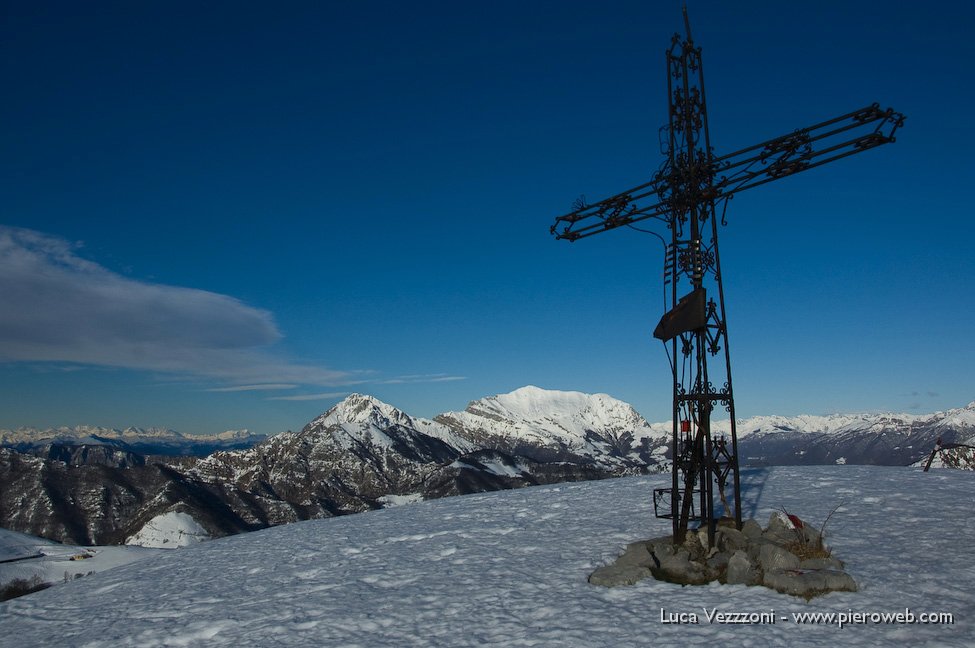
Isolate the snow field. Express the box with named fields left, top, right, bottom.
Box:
left=1, top=465, right=972, bottom=647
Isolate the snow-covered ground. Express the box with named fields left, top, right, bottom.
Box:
left=0, top=527, right=161, bottom=593
left=2, top=466, right=972, bottom=647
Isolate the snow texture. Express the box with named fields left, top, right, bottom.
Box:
left=2, top=465, right=973, bottom=647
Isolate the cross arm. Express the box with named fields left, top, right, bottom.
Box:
left=550, top=176, right=672, bottom=241
left=711, top=103, right=905, bottom=199
left=551, top=103, right=904, bottom=242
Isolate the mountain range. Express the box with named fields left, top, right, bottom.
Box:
left=0, top=426, right=267, bottom=458
left=1, top=386, right=972, bottom=547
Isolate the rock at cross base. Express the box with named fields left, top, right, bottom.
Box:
left=588, top=541, right=654, bottom=587
left=587, top=515, right=857, bottom=599
left=725, top=550, right=761, bottom=586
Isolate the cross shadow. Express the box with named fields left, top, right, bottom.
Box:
left=737, top=467, right=772, bottom=521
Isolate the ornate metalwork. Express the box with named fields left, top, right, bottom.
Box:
left=550, top=8, right=903, bottom=548
left=549, top=101, right=903, bottom=242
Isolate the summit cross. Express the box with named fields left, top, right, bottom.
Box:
left=550, top=9, right=904, bottom=546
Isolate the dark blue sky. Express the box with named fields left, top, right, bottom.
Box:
left=2, top=1, right=973, bottom=433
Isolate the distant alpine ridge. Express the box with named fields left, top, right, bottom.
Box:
left=1, top=387, right=972, bottom=547
left=0, top=425, right=266, bottom=458
left=726, top=401, right=975, bottom=466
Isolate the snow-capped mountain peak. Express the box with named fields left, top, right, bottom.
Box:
left=934, top=403, right=975, bottom=430
left=471, top=385, right=619, bottom=423
left=292, top=393, right=473, bottom=460
left=316, top=393, right=416, bottom=430
left=432, top=386, right=670, bottom=471
left=445, top=385, right=666, bottom=445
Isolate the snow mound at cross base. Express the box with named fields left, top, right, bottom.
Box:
left=3, top=465, right=974, bottom=647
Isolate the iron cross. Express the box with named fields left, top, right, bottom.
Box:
left=550, top=9, right=904, bottom=547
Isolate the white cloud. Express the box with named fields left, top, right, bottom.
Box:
left=0, top=226, right=347, bottom=386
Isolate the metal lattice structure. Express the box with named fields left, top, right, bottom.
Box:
left=551, top=10, right=904, bottom=546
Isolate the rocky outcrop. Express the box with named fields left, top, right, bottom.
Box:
left=588, top=541, right=656, bottom=587
left=588, top=512, right=857, bottom=599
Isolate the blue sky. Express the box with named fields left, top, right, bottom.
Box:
left=2, top=1, right=973, bottom=434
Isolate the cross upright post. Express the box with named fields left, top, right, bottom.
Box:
left=658, top=9, right=737, bottom=548
left=550, top=9, right=904, bottom=548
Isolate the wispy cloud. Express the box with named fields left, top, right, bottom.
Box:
left=263, top=374, right=466, bottom=401
left=377, top=374, right=467, bottom=384
left=205, top=384, right=297, bottom=392
left=904, top=390, right=941, bottom=411
left=268, top=392, right=349, bottom=401
left=0, top=226, right=347, bottom=386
